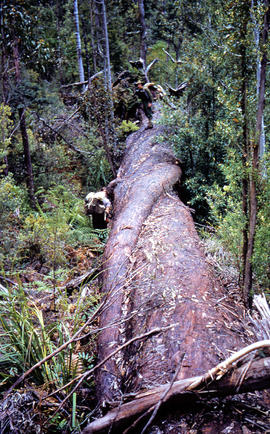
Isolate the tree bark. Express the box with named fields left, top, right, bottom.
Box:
left=100, top=0, right=112, bottom=93
left=240, top=2, right=249, bottom=299
left=90, top=0, right=97, bottom=73
left=89, top=109, right=260, bottom=432
left=81, top=17, right=91, bottom=81
left=99, top=0, right=116, bottom=153
left=0, top=2, right=8, bottom=106
left=252, top=0, right=266, bottom=158
left=1, top=0, right=9, bottom=175
left=18, top=108, right=36, bottom=207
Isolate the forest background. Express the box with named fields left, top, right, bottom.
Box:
left=0, top=0, right=269, bottom=432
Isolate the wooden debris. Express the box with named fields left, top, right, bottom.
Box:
left=82, top=342, right=270, bottom=433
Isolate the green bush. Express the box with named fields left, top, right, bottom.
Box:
left=253, top=154, right=270, bottom=292
left=207, top=150, right=270, bottom=292
left=0, top=282, right=97, bottom=391
left=0, top=174, right=28, bottom=223
left=116, top=120, right=139, bottom=139
left=0, top=175, right=29, bottom=268
left=160, top=101, right=225, bottom=223
left=17, top=185, right=108, bottom=267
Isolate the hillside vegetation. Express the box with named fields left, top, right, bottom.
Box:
left=0, top=0, right=269, bottom=432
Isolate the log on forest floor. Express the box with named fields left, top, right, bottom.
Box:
left=83, top=345, right=270, bottom=433
left=86, top=107, right=268, bottom=432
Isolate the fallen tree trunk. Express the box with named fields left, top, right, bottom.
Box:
left=87, top=109, right=267, bottom=431
left=83, top=346, right=270, bottom=433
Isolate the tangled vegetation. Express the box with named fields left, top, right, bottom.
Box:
left=0, top=0, right=269, bottom=431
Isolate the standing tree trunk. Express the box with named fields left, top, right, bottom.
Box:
left=0, top=3, right=8, bottom=106
left=100, top=0, right=112, bottom=93
left=81, top=17, right=91, bottom=81
left=90, top=0, right=97, bottom=73
left=240, top=2, right=249, bottom=297
left=73, top=0, right=85, bottom=88
left=252, top=0, right=266, bottom=158
left=138, top=0, right=148, bottom=80
left=13, top=38, right=36, bottom=208
left=100, top=0, right=116, bottom=155
left=243, top=0, right=270, bottom=306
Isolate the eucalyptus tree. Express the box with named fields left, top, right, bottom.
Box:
left=217, top=0, right=270, bottom=305
left=73, top=0, right=85, bottom=86
left=138, top=0, right=147, bottom=75
left=151, top=0, right=269, bottom=298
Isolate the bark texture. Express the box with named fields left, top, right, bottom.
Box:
left=90, top=109, right=264, bottom=432
left=96, top=110, right=250, bottom=400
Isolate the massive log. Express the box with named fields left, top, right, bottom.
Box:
left=87, top=109, right=267, bottom=432
left=83, top=351, right=270, bottom=433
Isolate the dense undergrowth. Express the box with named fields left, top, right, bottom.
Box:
left=0, top=83, right=114, bottom=431
left=0, top=0, right=269, bottom=431
left=0, top=87, right=269, bottom=432
left=0, top=68, right=148, bottom=430
left=0, top=89, right=269, bottom=431
left=160, top=99, right=270, bottom=298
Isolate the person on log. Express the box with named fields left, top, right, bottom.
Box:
left=84, top=188, right=112, bottom=229
left=144, top=82, right=166, bottom=100
left=135, top=80, right=153, bottom=129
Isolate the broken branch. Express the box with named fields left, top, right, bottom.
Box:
left=82, top=340, right=270, bottom=433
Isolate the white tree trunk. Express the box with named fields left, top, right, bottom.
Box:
left=251, top=0, right=266, bottom=158
left=74, top=0, right=85, bottom=88
left=138, top=0, right=148, bottom=81
left=100, top=0, right=116, bottom=150
left=100, top=0, right=112, bottom=92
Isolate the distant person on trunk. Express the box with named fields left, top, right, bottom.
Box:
left=84, top=188, right=112, bottom=229
left=135, top=81, right=153, bottom=129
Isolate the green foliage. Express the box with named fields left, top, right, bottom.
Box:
left=20, top=209, right=69, bottom=268
left=147, top=41, right=172, bottom=84
left=0, top=174, right=29, bottom=267
left=0, top=177, right=108, bottom=273
left=9, top=70, right=61, bottom=114
left=207, top=150, right=270, bottom=291
left=56, top=0, right=79, bottom=83
left=116, top=120, right=139, bottom=140
left=0, top=281, right=98, bottom=390
left=83, top=146, right=112, bottom=190
left=18, top=185, right=108, bottom=267
left=161, top=96, right=225, bottom=222
left=0, top=175, right=27, bottom=223
left=253, top=154, right=270, bottom=291
left=0, top=104, right=13, bottom=169
left=1, top=1, right=56, bottom=79
left=0, top=284, right=58, bottom=387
